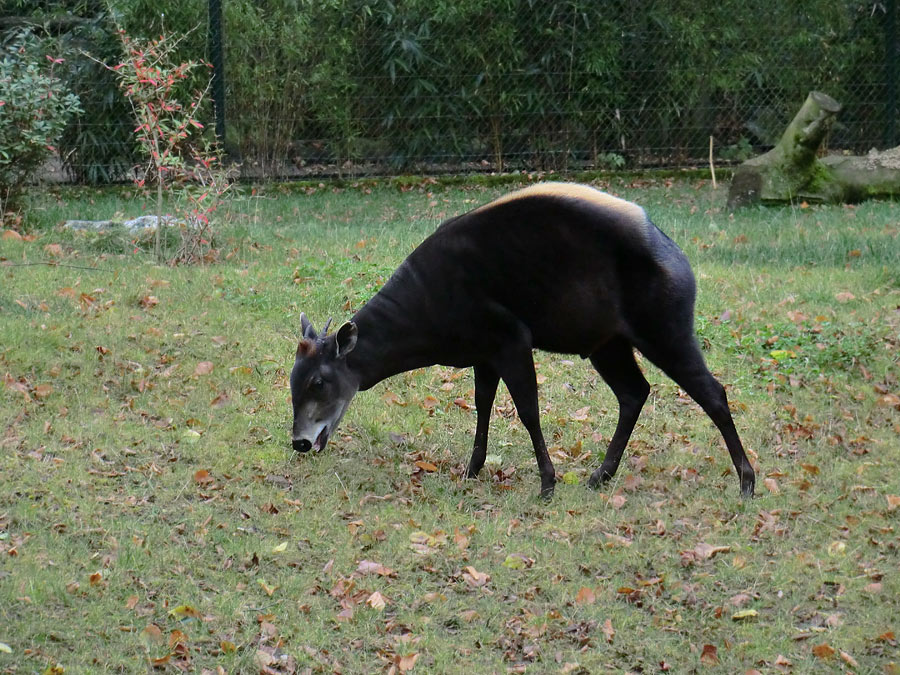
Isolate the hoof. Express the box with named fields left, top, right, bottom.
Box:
left=539, top=476, right=556, bottom=500
left=587, top=467, right=613, bottom=490
left=740, top=468, right=756, bottom=498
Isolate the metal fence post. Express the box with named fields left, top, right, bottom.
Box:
left=208, top=0, right=226, bottom=145
left=887, top=0, right=897, bottom=148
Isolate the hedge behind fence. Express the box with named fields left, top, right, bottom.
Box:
left=5, top=0, right=895, bottom=180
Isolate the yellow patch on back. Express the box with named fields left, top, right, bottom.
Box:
left=474, top=182, right=647, bottom=224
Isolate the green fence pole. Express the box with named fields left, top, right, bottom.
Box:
left=887, top=0, right=897, bottom=147
left=208, top=0, right=226, bottom=144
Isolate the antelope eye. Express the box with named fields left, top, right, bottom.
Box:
left=311, top=377, right=324, bottom=390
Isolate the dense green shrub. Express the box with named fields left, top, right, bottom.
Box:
left=0, top=31, right=81, bottom=214
left=5, top=0, right=891, bottom=179
left=0, top=2, right=139, bottom=184
left=215, top=0, right=889, bottom=171
left=55, top=15, right=139, bottom=184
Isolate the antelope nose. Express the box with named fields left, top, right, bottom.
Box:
left=293, top=438, right=312, bottom=453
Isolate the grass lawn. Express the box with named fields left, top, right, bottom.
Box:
left=1, top=177, right=898, bottom=674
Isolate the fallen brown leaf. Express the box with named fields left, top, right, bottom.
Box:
left=32, top=384, right=53, bottom=400
left=602, top=618, right=615, bottom=643
left=168, top=629, right=188, bottom=648
left=193, top=470, right=213, bottom=484
left=812, top=643, right=835, bottom=659
left=700, top=644, right=719, bottom=666
left=462, top=565, right=490, bottom=588
left=575, top=587, right=596, bottom=605
left=876, top=393, right=900, bottom=409
left=609, top=494, right=627, bottom=509
left=193, top=361, right=214, bottom=376
left=366, top=591, right=387, bottom=610
left=141, top=624, right=164, bottom=645
left=210, top=392, right=230, bottom=408
left=382, top=391, right=405, bottom=406
left=694, top=542, right=731, bottom=560
left=150, top=654, right=171, bottom=667
left=397, top=653, right=419, bottom=672
left=839, top=650, right=858, bottom=668
left=570, top=406, right=590, bottom=421
left=356, top=560, right=395, bottom=577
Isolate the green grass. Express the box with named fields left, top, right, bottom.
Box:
left=1, top=177, right=899, bottom=673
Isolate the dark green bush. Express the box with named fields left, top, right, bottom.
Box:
left=0, top=31, right=81, bottom=214
left=5, top=0, right=890, bottom=180
left=55, top=16, right=138, bottom=184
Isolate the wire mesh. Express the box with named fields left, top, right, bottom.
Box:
left=15, top=0, right=897, bottom=182
left=217, top=1, right=895, bottom=179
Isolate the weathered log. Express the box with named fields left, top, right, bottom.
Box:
left=727, top=91, right=900, bottom=208
left=819, top=148, right=900, bottom=202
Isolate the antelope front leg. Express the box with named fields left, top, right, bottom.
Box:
left=466, top=364, right=499, bottom=479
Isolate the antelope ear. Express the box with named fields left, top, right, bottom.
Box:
left=296, top=338, right=316, bottom=358
left=300, top=313, right=317, bottom=339
left=334, top=322, right=358, bottom=358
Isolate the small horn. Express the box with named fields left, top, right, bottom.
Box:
left=300, top=312, right=316, bottom=339
left=321, top=317, right=333, bottom=336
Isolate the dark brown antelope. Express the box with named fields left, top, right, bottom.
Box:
left=290, top=183, right=755, bottom=499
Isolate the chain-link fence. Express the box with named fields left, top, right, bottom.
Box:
left=8, top=0, right=898, bottom=182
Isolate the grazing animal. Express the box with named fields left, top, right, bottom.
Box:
left=290, top=182, right=755, bottom=498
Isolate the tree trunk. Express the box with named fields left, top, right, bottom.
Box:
left=727, top=91, right=900, bottom=208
